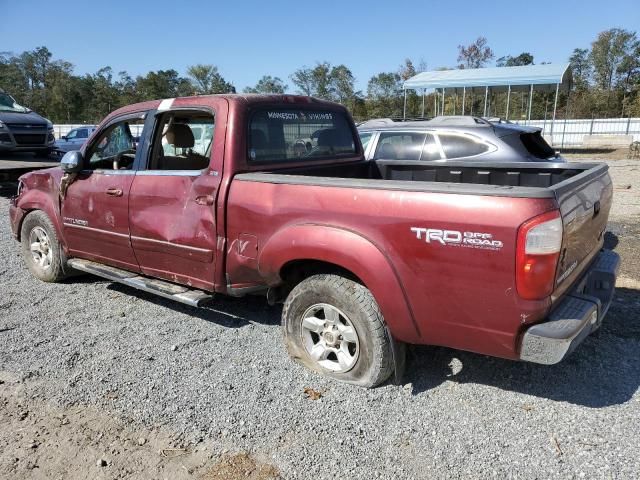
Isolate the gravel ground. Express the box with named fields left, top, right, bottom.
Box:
left=1, top=157, right=639, bottom=479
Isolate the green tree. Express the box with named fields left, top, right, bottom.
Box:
left=290, top=62, right=333, bottom=99
left=290, top=62, right=357, bottom=107
left=136, top=69, right=189, bottom=99
left=186, top=64, right=235, bottom=94
left=496, top=52, right=534, bottom=67
left=0, top=52, right=29, bottom=103
left=243, top=75, right=287, bottom=94
left=569, top=48, right=591, bottom=89
left=590, top=28, right=639, bottom=90
left=329, top=64, right=356, bottom=105
left=366, top=72, right=402, bottom=117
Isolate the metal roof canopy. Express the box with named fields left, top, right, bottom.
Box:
left=401, top=64, right=572, bottom=130
left=403, top=63, right=572, bottom=92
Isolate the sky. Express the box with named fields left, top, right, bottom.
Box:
left=2, top=0, right=639, bottom=93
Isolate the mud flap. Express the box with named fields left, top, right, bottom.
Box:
left=387, top=326, right=407, bottom=385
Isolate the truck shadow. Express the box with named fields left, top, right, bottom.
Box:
left=0, top=181, right=18, bottom=199
left=405, top=286, right=640, bottom=407
left=105, top=283, right=281, bottom=328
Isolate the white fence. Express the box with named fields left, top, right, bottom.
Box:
left=514, top=117, right=640, bottom=147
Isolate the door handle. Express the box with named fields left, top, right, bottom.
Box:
left=195, top=195, right=214, bottom=206
left=106, top=188, right=123, bottom=197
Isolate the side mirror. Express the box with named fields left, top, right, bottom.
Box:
left=60, top=151, right=83, bottom=173
left=61, top=135, right=67, bottom=140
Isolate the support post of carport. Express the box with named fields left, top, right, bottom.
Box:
left=561, top=87, right=570, bottom=149
left=403, top=89, right=407, bottom=119
left=505, top=85, right=511, bottom=120
left=550, top=82, right=560, bottom=145
left=442, top=88, right=446, bottom=115
left=527, top=84, right=533, bottom=122
left=454, top=90, right=457, bottom=115
left=483, top=86, right=488, bottom=117
left=421, top=89, right=425, bottom=118
left=434, top=90, right=437, bottom=117
left=462, top=87, right=466, bottom=115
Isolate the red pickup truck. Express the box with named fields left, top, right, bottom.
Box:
left=9, top=95, right=619, bottom=387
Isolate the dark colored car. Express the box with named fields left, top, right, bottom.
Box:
left=0, top=91, right=55, bottom=155
left=10, top=95, right=617, bottom=387
left=358, top=115, right=564, bottom=163
left=54, top=126, right=97, bottom=154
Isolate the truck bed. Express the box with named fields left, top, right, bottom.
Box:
left=237, top=161, right=606, bottom=199
left=230, top=159, right=612, bottom=357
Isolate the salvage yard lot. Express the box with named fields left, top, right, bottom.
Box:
left=1, top=154, right=639, bottom=479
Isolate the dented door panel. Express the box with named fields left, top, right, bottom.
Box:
left=128, top=172, right=219, bottom=290
left=61, top=171, right=139, bottom=271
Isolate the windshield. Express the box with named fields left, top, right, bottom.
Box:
left=0, top=93, right=29, bottom=113
left=248, top=108, right=357, bottom=163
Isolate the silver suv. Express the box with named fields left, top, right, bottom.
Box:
left=357, top=116, right=564, bottom=163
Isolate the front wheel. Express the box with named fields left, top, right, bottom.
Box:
left=20, top=211, right=67, bottom=282
left=282, top=274, right=396, bottom=387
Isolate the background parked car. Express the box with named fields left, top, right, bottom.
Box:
left=54, top=126, right=97, bottom=154
left=0, top=90, right=55, bottom=156
left=357, top=116, right=565, bottom=163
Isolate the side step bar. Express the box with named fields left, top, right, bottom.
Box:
left=67, top=258, right=214, bottom=307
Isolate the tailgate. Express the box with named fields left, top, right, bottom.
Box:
left=552, top=164, right=613, bottom=299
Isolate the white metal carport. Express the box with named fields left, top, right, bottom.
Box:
left=402, top=63, right=572, bottom=130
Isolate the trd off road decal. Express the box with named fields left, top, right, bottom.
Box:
left=411, top=227, right=503, bottom=251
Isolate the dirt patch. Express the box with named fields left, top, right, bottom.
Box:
left=202, top=452, right=280, bottom=480
left=562, top=147, right=636, bottom=161
left=0, top=372, right=279, bottom=480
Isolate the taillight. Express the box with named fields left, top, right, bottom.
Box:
left=516, top=210, right=563, bottom=300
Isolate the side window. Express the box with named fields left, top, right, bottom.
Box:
left=373, top=132, right=426, bottom=160
left=438, top=133, right=491, bottom=159
left=358, top=132, right=373, bottom=151
left=148, top=111, right=215, bottom=171
left=77, top=128, right=89, bottom=139
left=86, top=116, right=146, bottom=170
left=66, top=129, right=78, bottom=140
left=420, top=134, right=441, bottom=161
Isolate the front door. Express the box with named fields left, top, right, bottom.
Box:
left=128, top=105, right=223, bottom=291
left=62, top=113, right=147, bottom=271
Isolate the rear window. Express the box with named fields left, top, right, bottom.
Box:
left=248, top=109, right=357, bottom=163
left=438, top=133, right=491, bottom=159
left=520, top=132, right=555, bottom=159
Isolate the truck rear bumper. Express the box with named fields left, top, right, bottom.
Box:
left=519, top=249, right=620, bottom=365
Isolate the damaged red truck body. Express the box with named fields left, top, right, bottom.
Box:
left=9, top=95, right=619, bottom=387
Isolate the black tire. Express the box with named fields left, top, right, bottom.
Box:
left=282, top=274, right=395, bottom=387
left=20, top=210, right=67, bottom=283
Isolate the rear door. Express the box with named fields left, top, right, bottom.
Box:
left=128, top=101, right=226, bottom=291
left=553, top=165, right=613, bottom=297
left=372, top=131, right=426, bottom=160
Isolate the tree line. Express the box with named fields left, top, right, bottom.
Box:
left=1, top=27, right=638, bottom=124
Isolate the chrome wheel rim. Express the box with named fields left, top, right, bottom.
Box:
left=300, top=303, right=360, bottom=373
left=29, top=226, right=53, bottom=271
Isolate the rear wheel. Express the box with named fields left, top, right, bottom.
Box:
left=20, top=211, right=67, bottom=282
left=282, top=274, right=395, bottom=387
